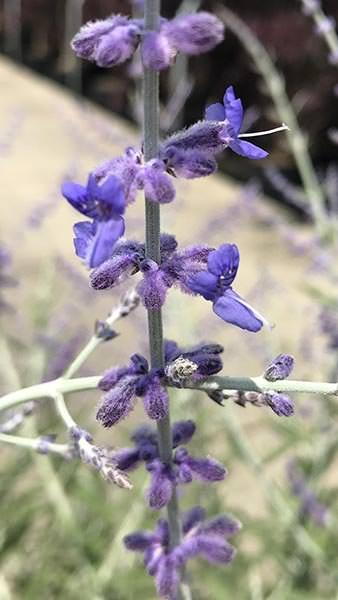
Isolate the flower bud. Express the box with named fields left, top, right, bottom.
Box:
left=163, top=12, right=224, bottom=55
left=264, top=353, right=294, bottom=381
left=142, top=31, right=176, bottom=70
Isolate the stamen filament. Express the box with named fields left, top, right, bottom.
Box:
left=238, top=123, right=289, bottom=138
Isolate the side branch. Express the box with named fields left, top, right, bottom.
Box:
left=0, top=374, right=337, bottom=414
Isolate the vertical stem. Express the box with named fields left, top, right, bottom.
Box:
left=143, top=0, right=184, bottom=566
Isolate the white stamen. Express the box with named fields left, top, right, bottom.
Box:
left=238, top=123, right=289, bottom=139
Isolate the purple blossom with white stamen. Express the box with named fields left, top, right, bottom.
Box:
left=205, top=86, right=269, bottom=160
left=187, top=243, right=268, bottom=332
left=62, top=173, right=126, bottom=268
left=124, top=507, right=240, bottom=598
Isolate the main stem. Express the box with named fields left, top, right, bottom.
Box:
left=143, top=0, right=182, bottom=556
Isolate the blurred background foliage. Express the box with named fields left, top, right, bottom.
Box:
left=1, top=1, right=338, bottom=599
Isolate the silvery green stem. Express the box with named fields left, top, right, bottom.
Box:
left=143, top=2, right=188, bottom=597
left=2, top=374, right=338, bottom=414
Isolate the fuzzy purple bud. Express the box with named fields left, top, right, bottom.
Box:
left=142, top=376, right=169, bottom=420
left=137, top=264, right=169, bottom=309
left=264, top=353, right=294, bottom=381
left=196, top=534, right=236, bottom=564
left=96, top=377, right=137, bottom=427
left=155, top=555, right=179, bottom=598
left=147, top=459, right=174, bottom=509
left=163, top=147, right=217, bottom=179
left=98, top=366, right=131, bottom=391
left=182, top=506, right=206, bottom=534
left=202, top=515, right=242, bottom=538
left=172, top=420, right=196, bottom=447
left=71, top=16, right=125, bottom=60
left=94, top=23, right=140, bottom=67
left=137, top=160, right=176, bottom=203
left=90, top=254, right=137, bottom=290
left=163, top=12, right=224, bottom=55
left=161, top=121, right=224, bottom=162
left=142, top=31, right=176, bottom=70
left=124, top=531, right=154, bottom=551
left=175, top=448, right=227, bottom=482
left=264, top=392, right=294, bottom=417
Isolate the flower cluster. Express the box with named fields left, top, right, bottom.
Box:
left=63, top=83, right=279, bottom=273
left=97, top=340, right=223, bottom=427
left=114, top=420, right=226, bottom=509
left=124, top=506, right=241, bottom=599
left=90, top=233, right=211, bottom=308
left=71, top=12, right=224, bottom=70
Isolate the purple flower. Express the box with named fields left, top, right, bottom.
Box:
left=264, top=354, right=294, bottom=381
left=71, top=15, right=142, bottom=67
left=162, top=12, right=224, bottom=56
left=141, top=31, right=176, bottom=71
left=205, top=86, right=268, bottom=159
left=124, top=507, right=240, bottom=598
left=62, top=173, right=126, bottom=268
left=113, top=419, right=196, bottom=472
left=96, top=354, right=169, bottom=427
left=71, top=11, right=224, bottom=72
left=93, top=150, right=175, bottom=205
left=187, top=243, right=268, bottom=332
left=112, top=408, right=225, bottom=509
left=95, top=23, right=140, bottom=67
left=90, top=233, right=214, bottom=309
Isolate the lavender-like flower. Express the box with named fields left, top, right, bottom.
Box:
left=62, top=173, right=126, bottom=268
left=71, top=15, right=141, bottom=66
left=113, top=417, right=226, bottom=509
left=71, top=12, right=224, bottom=71
left=205, top=86, right=269, bottom=159
left=97, top=353, right=168, bottom=426
left=90, top=233, right=213, bottom=309
left=124, top=507, right=240, bottom=598
left=97, top=341, right=223, bottom=427
left=187, top=243, right=268, bottom=332
left=94, top=150, right=175, bottom=205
